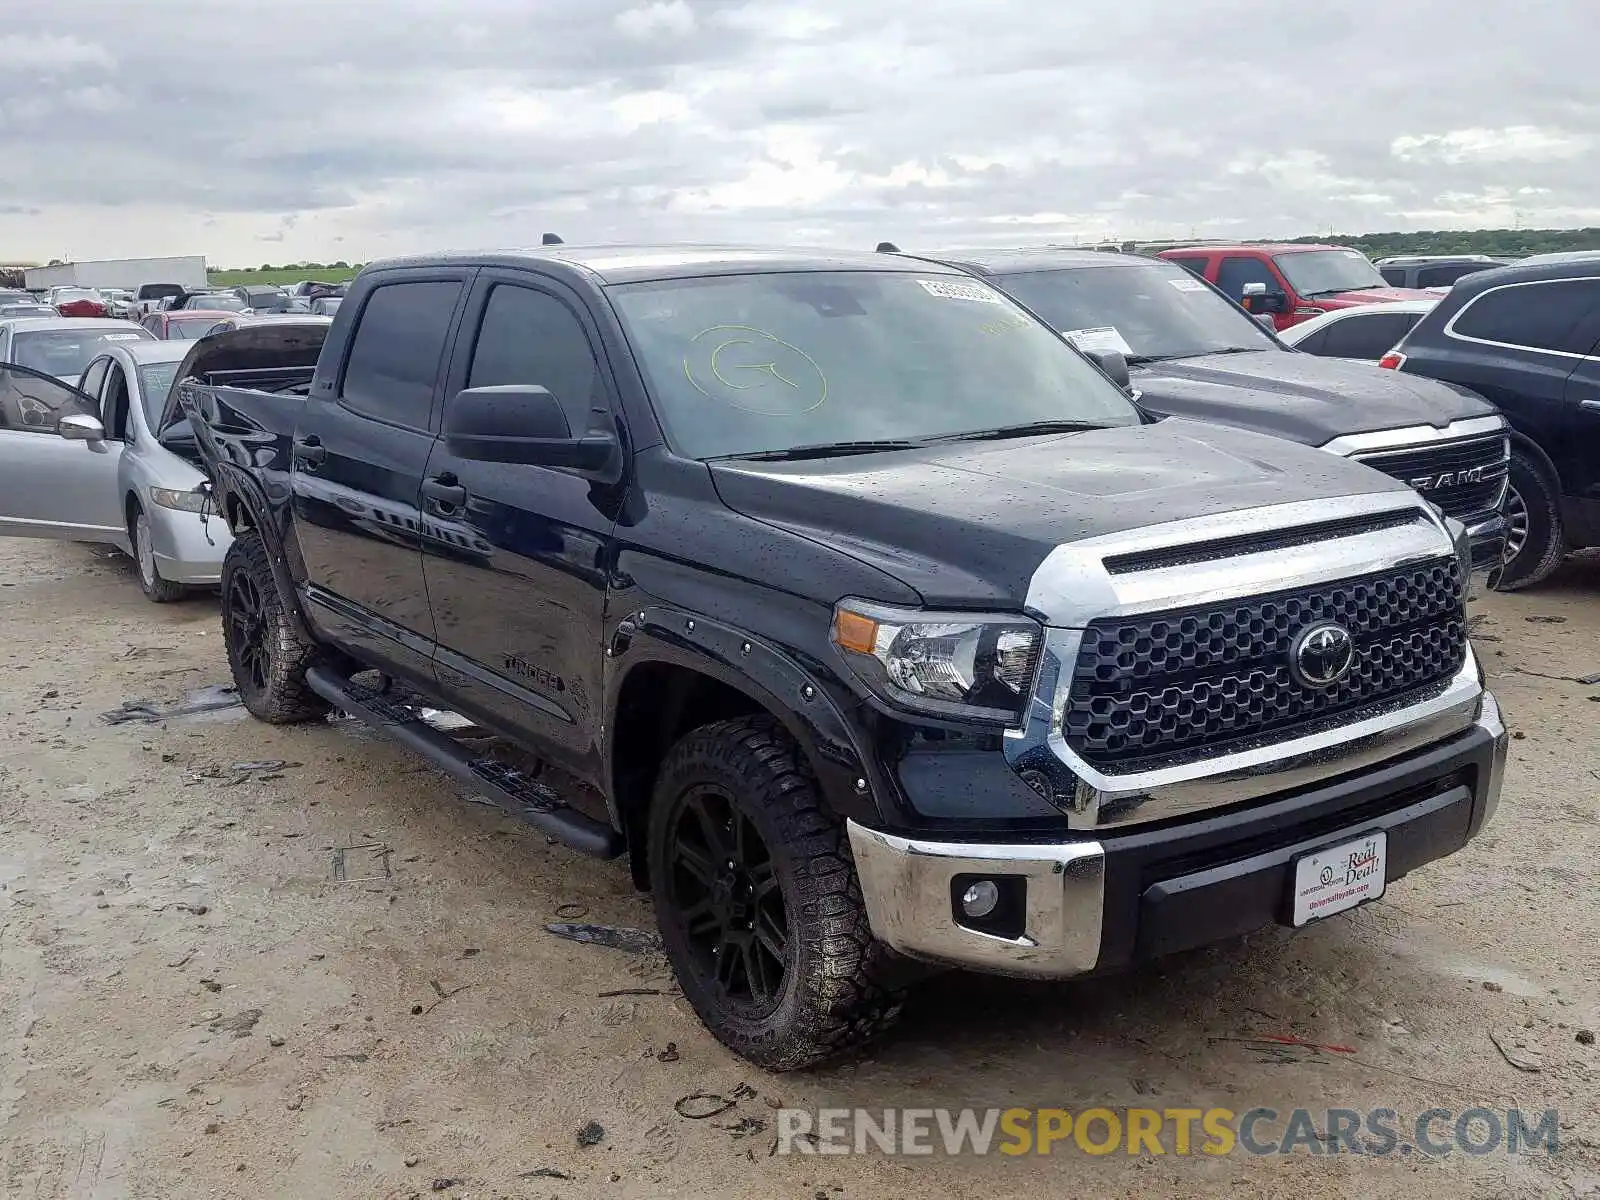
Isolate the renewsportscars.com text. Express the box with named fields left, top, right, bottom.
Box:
left=776, top=1106, right=1560, bottom=1157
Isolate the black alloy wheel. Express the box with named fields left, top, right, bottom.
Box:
left=665, top=784, right=789, bottom=1011
left=226, top=569, right=271, bottom=696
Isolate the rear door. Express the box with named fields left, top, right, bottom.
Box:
left=420, top=270, right=620, bottom=773
left=290, top=270, right=471, bottom=684
left=0, top=364, right=124, bottom=541
left=1443, top=278, right=1600, bottom=499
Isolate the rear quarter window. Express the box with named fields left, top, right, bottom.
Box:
left=1449, top=278, right=1600, bottom=355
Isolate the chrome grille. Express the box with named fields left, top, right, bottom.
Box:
left=1062, top=557, right=1466, bottom=768
left=1354, top=434, right=1508, bottom=520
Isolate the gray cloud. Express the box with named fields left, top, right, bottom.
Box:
left=1, top=0, right=1596, bottom=264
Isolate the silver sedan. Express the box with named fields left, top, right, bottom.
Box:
left=0, top=339, right=231, bottom=601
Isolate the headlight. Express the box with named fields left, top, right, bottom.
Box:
left=831, top=599, right=1043, bottom=724
left=149, top=486, right=209, bottom=513
left=1441, top=514, right=1471, bottom=576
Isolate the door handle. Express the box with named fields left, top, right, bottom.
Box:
left=422, top=474, right=468, bottom=508
left=292, top=435, right=325, bottom=466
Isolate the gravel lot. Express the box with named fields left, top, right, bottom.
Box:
left=1, top=536, right=1596, bottom=1199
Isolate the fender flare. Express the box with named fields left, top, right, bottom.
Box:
left=603, top=604, right=887, bottom=827
left=214, top=462, right=315, bottom=643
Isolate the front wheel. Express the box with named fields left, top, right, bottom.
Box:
left=220, top=531, right=330, bottom=724
left=647, top=715, right=904, bottom=1071
left=1495, top=450, right=1567, bottom=591
left=132, top=508, right=187, bottom=603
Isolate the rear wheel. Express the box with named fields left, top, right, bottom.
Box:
left=1495, top=450, right=1566, bottom=591
left=131, top=508, right=187, bottom=603
left=647, top=715, right=904, bottom=1071
left=220, top=531, right=330, bottom=723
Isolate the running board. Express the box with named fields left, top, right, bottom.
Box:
left=305, top=666, right=624, bottom=859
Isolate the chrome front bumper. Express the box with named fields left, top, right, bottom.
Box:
left=848, top=691, right=1507, bottom=978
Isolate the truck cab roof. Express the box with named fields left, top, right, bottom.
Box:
left=364, top=244, right=968, bottom=286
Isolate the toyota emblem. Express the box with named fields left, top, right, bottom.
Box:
left=1291, top=622, right=1355, bottom=688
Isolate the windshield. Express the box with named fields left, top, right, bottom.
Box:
left=54, top=289, right=101, bottom=303
left=137, top=284, right=184, bottom=300
left=609, top=271, right=1138, bottom=459
left=995, top=263, right=1277, bottom=362
left=1273, top=249, right=1387, bottom=297
left=138, top=361, right=183, bottom=427
left=0, top=304, right=56, bottom=318
left=11, top=328, right=152, bottom=378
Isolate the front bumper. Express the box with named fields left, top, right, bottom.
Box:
left=848, top=691, right=1507, bottom=978
left=1463, top=511, right=1507, bottom=594
left=148, top=505, right=232, bottom=585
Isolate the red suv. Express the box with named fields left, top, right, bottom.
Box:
left=1156, top=244, right=1434, bottom=330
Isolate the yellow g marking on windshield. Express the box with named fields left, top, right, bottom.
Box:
left=709, top=339, right=801, bottom=391
left=683, top=325, right=828, bottom=416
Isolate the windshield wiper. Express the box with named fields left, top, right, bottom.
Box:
left=929, top=419, right=1113, bottom=444
left=726, top=438, right=926, bottom=462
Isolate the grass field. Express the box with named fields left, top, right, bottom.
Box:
left=206, top=267, right=359, bottom=287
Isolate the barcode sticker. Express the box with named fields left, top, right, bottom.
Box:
left=1168, top=276, right=1207, bottom=292
left=916, top=278, right=1005, bottom=304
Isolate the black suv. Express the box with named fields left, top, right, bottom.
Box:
left=1384, top=256, right=1600, bottom=588
left=896, top=247, right=1510, bottom=580
left=172, top=246, right=1507, bottom=1069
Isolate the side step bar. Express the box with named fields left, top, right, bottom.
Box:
left=305, top=666, right=624, bottom=859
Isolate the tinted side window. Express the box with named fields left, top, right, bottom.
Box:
left=465, top=284, right=601, bottom=435
left=1291, top=326, right=1329, bottom=355
left=1169, top=257, right=1209, bottom=279
left=1451, top=279, right=1600, bottom=354
left=1380, top=266, right=1407, bottom=287
left=1216, top=256, right=1279, bottom=300
left=1416, top=263, right=1486, bottom=289
left=341, top=281, right=462, bottom=429
left=1321, top=311, right=1420, bottom=360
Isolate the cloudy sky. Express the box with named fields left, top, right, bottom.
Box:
left=2, top=0, right=1596, bottom=267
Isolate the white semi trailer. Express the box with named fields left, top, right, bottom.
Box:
left=24, top=255, right=208, bottom=291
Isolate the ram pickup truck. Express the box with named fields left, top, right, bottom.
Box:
left=901, top=247, right=1510, bottom=581
left=172, top=246, right=1508, bottom=1070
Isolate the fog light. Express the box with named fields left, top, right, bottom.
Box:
left=960, top=880, right=1000, bottom=919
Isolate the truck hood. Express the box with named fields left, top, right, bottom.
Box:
left=1321, top=286, right=1435, bottom=305
left=1132, top=350, right=1495, bottom=447
left=709, top=418, right=1412, bottom=609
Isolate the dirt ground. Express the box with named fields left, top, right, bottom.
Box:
left=0, top=535, right=1596, bottom=1200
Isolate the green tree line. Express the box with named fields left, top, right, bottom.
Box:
left=1277, top=228, right=1600, bottom=258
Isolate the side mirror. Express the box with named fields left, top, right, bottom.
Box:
left=57, top=412, right=105, bottom=441
left=1240, top=283, right=1288, bottom=315
left=1086, top=349, right=1132, bottom=391
left=1253, top=313, right=1278, bottom=331
left=445, top=384, right=619, bottom=478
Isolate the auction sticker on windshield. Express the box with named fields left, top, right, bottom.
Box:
left=916, top=279, right=1004, bottom=304
left=1061, top=326, right=1133, bottom=357
left=1168, top=276, right=1207, bottom=292
left=105, top=333, right=144, bottom=341
left=1292, top=831, right=1386, bottom=925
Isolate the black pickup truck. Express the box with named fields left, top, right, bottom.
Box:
left=172, top=246, right=1508, bottom=1070
left=897, top=248, right=1512, bottom=585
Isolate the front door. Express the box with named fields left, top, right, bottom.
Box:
left=420, top=271, right=621, bottom=780
left=290, top=271, right=471, bottom=685
left=0, top=364, right=123, bottom=542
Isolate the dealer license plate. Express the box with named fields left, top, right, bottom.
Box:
left=1291, top=831, right=1387, bottom=926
